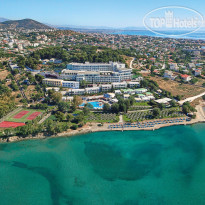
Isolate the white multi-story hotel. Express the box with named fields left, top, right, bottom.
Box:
left=61, top=70, right=132, bottom=83
left=67, top=61, right=126, bottom=71
left=62, top=61, right=132, bottom=83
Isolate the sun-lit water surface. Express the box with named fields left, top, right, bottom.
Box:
left=0, top=124, right=205, bottom=205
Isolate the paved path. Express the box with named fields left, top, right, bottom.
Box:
left=119, top=115, right=123, bottom=123
left=38, top=113, right=51, bottom=124
left=179, top=91, right=205, bottom=105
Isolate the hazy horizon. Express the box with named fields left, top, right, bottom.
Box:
left=0, top=0, right=204, bottom=28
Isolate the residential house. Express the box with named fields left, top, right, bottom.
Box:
left=169, top=63, right=179, bottom=71
left=181, top=74, right=192, bottom=82
left=164, top=70, right=177, bottom=80
left=194, top=69, right=202, bottom=76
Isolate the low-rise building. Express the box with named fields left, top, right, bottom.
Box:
left=69, top=89, right=86, bottom=95
left=112, top=82, right=127, bottom=89
left=10, top=64, right=19, bottom=70
left=101, top=84, right=112, bottom=92
left=114, top=90, right=121, bottom=95
left=128, top=81, right=140, bottom=88
left=188, top=63, right=196, bottom=70
left=194, top=69, right=201, bottom=76
left=104, top=93, right=115, bottom=99
left=135, top=97, right=143, bottom=102
left=181, top=74, right=192, bottom=82
left=85, top=87, right=100, bottom=94
left=45, top=87, right=60, bottom=92
left=138, top=94, right=146, bottom=98
left=164, top=70, right=177, bottom=80
left=62, top=96, right=73, bottom=102
left=122, top=89, right=135, bottom=95
left=110, top=98, right=118, bottom=103
left=43, top=78, right=79, bottom=88
left=62, top=81, right=79, bottom=89
left=124, top=94, right=130, bottom=99
left=145, top=92, right=153, bottom=96
left=135, top=88, right=148, bottom=94
left=43, top=78, right=63, bottom=87
left=169, top=63, right=179, bottom=71
left=155, top=98, right=172, bottom=105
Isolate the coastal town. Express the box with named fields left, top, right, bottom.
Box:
left=0, top=21, right=205, bottom=142
left=2, top=0, right=205, bottom=204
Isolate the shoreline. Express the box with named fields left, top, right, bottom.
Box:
left=1, top=103, right=205, bottom=144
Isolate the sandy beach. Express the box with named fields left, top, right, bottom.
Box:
left=2, top=102, right=205, bottom=143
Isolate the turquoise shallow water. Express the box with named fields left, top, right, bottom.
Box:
left=0, top=124, right=205, bottom=205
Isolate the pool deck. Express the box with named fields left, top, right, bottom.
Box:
left=79, top=101, right=103, bottom=109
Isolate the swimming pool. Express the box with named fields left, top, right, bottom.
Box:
left=80, top=101, right=103, bottom=109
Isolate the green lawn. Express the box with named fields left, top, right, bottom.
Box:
left=133, top=102, right=150, bottom=106
left=6, top=109, right=44, bottom=123
left=123, top=115, right=130, bottom=122
left=73, top=110, right=83, bottom=115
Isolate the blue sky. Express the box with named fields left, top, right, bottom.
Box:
left=0, top=0, right=204, bottom=27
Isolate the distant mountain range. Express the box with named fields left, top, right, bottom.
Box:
left=0, top=17, right=145, bottom=31
left=0, top=17, right=204, bottom=32
left=0, top=18, right=52, bottom=29
left=0, top=17, right=10, bottom=22
left=53, top=24, right=145, bottom=31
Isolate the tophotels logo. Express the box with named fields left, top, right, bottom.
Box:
left=143, top=6, right=204, bottom=36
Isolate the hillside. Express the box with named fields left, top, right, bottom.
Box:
left=0, top=17, right=10, bottom=22
left=0, top=19, right=52, bottom=29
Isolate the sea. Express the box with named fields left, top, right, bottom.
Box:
left=112, top=30, right=205, bottom=40
left=63, top=27, right=205, bottom=40
left=0, top=123, right=205, bottom=205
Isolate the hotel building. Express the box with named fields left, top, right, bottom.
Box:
left=61, top=61, right=132, bottom=83
left=43, top=78, right=79, bottom=89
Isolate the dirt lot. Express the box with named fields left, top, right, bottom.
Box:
left=0, top=70, right=9, bottom=80
left=150, top=76, right=205, bottom=99
left=25, top=85, right=37, bottom=98
left=195, top=78, right=205, bottom=87
left=122, top=55, right=133, bottom=67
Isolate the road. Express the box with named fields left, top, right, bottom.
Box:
left=130, top=58, right=135, bottom=69
left=179, top=91, right=205, bottom=105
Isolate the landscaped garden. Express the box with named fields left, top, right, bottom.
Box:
left=86, top=113, right=119, bottom=123
left=124, top=108, right=185, bottom=122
